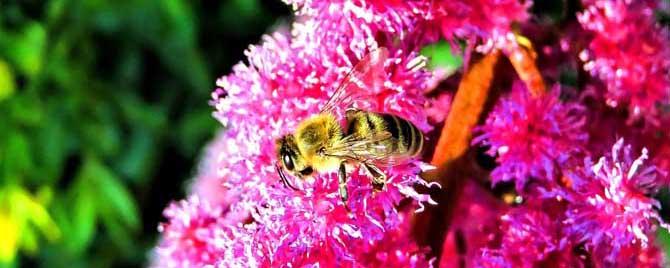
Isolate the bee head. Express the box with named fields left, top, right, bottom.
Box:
left=276, top=135, right=299, bottom=172
left=276, top=135, right=304, bottom=191
left=276, top=135, right=315, bottom=178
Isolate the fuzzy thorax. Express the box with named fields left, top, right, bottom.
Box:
left=295, top=113, right=343, bottom=173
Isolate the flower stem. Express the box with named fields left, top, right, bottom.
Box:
left=431, top=51, right=501, bottom=167
left=414, top=51, right=501, bottom=261
left=508, top=35, right=546, bottom=97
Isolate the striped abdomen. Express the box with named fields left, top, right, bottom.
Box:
left=345, top=110, right=424, bottom=157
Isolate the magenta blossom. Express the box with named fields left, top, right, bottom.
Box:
left=422, top=0, right=530, bottom=51
left=152, top=196, right=234, bottom=268
left=155, top=0, right=439, bottom=263
left=475, top=206, right=581, bottom=268
left=424, top=91, right=452, bottom=124
left=204, top=3, right=436, bottom=262
left=286, top=0, right=530, bottom=53
left=439, top=180, right=509, bottom=268
left=473, top=83, right=588, bottom=192
left=578, top=0, right=670, bottom=122
left=151, top=1, right=670, bottom=267
left=189, top=130, right=241, bottom=207
left=286, top=0, right=427, bottom=56
left=564, top=139, right=669, bottom=266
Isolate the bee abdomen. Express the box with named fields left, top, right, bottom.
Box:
left=379, top=113, right=423, bottom=157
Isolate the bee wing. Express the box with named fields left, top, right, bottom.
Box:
left=323, top=131, right=409, bottom=166
left=320, top=48, right=389, bottom=114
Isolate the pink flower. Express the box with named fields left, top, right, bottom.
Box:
left=152, top=196, right=234, bottom=268
left=286, top=0, right=427, bottom=54
left=648, top=132, right=670, bottom=184
left=564, top=139, right=669, bottom=265
left=286, top=0, right=530, bottom=52
left=422, top=0, right=530, bottom=49
left=439, top=180, right=508, bottom=268
left=474, top=195, right=584, bottom=268
left=189, top=130, right=241, bottom=207
left=581, top=100, right=670, bottom=187
left=212, top=168, right=432, bottom=267
left=473, top=83, right=588, bottom=192
left=152, top=1, right=670, bottom=267
left=205, top=5, right=435, bottom=263
left=424, top=91, right=452, bottom=124
left=578, top=0, right=670, bottom=122
left=491, top=209, right=565, bottom=266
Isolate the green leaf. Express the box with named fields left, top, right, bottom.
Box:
left=421, top=41, right=463, bottom=76
left=35, top=114, right=70, bottom=182
left=153, top=0, right=210, bottom=91
left=0, top=60, right=15, bottom=101
left=116, top=128, right=156, bottom=181
left=0, top=209, right=20, bottom=263
left=99, top=210, right=136, bottom=256
left=116, top=93, right=166, bottom=129
left=57, top=156, right=118, bottom=254
left=79, top=110, right=121, bottom=157
left=8, top=94, right=44, bottom=126
left=17, top=189, right=61, bottom=242
left=49, top=199, right=76, bottom=255
left=46, top=0, right=68, bottom=24
left=79, top=156, right=139, bottom=231
left=18, top=227, right=38, bottom=255
left=67, top=186, right=96, bottom=254
left=0, top=186, right=60, bottom=260
left=0, top=22, right=47, bottom=77
left=94, top=170, right=140, bottom=230
left=658, top=228, right=670, bottom=257
left=2, top=131, right=33, bottom=181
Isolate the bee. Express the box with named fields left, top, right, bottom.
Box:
left=275, top=48, right=424, bottom=203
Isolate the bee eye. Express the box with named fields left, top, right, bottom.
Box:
left=282, top=154, right=294, bottom=170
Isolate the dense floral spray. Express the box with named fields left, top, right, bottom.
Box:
left=152, top=0, right=670, bottom=267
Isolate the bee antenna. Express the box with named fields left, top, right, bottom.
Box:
left=276, top=162, right=300, bottom=191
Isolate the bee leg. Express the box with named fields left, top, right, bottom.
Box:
left=362, top=163, right=386, bottom=191
left=338, top=162, right=348, bottom=203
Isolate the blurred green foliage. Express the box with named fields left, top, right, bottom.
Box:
left=421, top=41, right=463, bottom=77
left=0, top=0, right=287, bottom=267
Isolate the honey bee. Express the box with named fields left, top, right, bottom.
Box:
left=275, top=48, right=424, bottom=203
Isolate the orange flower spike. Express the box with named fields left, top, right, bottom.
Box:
left=507, top=34, right=546, bottom=97
left=414, top=51, right=501, bottom=260
left=430, top=51, right=501, bottom=168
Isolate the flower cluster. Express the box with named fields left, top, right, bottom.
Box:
left=474, top=83, right=588, bottom=192
left=155, top=0, right=444, bottom=265
left=285, top=0, right=530, bottom=48
left=152, top=0, right=670, bottom=267
left=475, top=204, right=581, bottom=268
left=285, top=0, right=425, bottom=54
left=189, top=130, right=241, bottom=208
left=578, top=0, right=670, bottom=121
left=153, top=197, right=230, bottom=268
left=422, top=0, right=530, bottom=51
left=565, top=139, right=668, bottom=265
left=472, top=139, right=668, bottom=267
left=210, top=34, right=433, bottom=266
left=438, top=180, right=508, bottom=268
